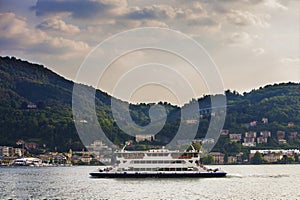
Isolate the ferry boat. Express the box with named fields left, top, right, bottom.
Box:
left=90, top=145, right=227, bottom=178
left=12, top=157, right=42, bottom=166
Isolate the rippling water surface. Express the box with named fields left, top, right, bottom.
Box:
left=1, top=165, right=300, bottom=199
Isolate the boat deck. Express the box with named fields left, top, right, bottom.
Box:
left=89, top=171, right=227, bottom=178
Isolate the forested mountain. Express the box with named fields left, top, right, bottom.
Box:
left=0, top=56, right=299, bottom=152
left=0, top=56, right=178, bottom=151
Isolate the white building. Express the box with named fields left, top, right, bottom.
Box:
left=135, top=135, right=155, bottom=142
left=0, top=146, right=13, bottom=157
left=229, top=134, right=242, bottom=143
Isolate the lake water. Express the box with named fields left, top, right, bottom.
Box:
left=1, top=165, right=300, bottom=199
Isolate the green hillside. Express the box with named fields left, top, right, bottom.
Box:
left=0, top=56, right=178, bottom=151
left=0, top=56, right=299, bottom=152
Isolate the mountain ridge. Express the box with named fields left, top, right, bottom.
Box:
left=0, top=56, right=299, bottom=152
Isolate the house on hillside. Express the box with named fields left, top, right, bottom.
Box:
left=260, top=131, right=271, bottom=138
left=262, top=118, right=268, bottom=124
left=288, top=132, right=298, bottom=140
left=277, top=131, right=285, bottom=140
left=229, top=134, right=242, bottom=143
left=245, top=132, right=257, bottom=138
left=257, top=137, right=268, bottom=144
left=220, top=130, right=229, bottom=136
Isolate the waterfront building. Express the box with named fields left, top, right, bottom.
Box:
left=227, top=156, right=237, bottom=164
left=209, top=152, right=225, bottom=164
left=250, top=149, right=300, bottom=163
left=0, top=146, right=13, bottom=157
left=263, top=153, right=282, bottom=163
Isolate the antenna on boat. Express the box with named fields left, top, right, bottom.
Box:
left=190, top=143, right=195, bottom=151
left=122, top=140, right=132, bottom=151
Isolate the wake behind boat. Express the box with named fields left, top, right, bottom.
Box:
left=90, top=145, right=226, bottom=178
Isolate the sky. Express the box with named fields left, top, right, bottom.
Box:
left=0, top=0, right=299, bottom=105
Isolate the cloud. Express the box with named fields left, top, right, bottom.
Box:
left=252, top=48, right=265, bottom=55
left=37, top=18, right=80, bottom=34
left=124, top=5, right=177, bottom=20
left=32, top=0, right=127, bottom=19
left=201, top=0, right=264, bottom=15
left=0, top=12, right=47, bottom=49
left=122, top=3, right=222, bottom=32
left=0, top=12, right=89, bottom=57
left=188, top=17, right=220, bottom=27
left=30, top=0, right=276, bottom=34
left=228, top=32, right=253, bottom=45
left=141, top=20, right=169, bottom=28
left=280, top=57, right=300, bottom=64
left=191, top=1, right=206, bottom=13
left=264, top=0, right=288, bottom=10
left=226, top=10, right=270, bottom=27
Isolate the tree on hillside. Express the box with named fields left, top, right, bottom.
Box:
left=201, top=155, right=214, bottom=164
left=250, top=152, right=264, bottom=164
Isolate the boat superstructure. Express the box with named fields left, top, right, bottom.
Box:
left=115, top=147, right=203, bottom=172
left=90, top=145, right=227, bottom=178
left=12, top=157, right=42, bottom=166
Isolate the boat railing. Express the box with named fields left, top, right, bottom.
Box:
left=123, top=156, right=144, bottom=159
